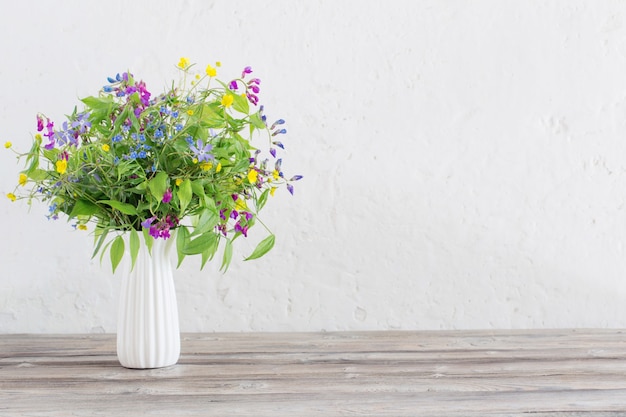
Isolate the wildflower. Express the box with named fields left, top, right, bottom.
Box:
left=200, top=162, right=213, bottom=171
left=71, top=112, right=91, bottom=134
left=102, top=144, right=110, bottom=152
left=189, top=139, right=213, bottom=162
left=271, top=119, right=285, bottom=129
left=78, top=224, right=88, bottom=231
left=221, top=94, right=234, bottom=108
left=56, top=160, right=67, bottom=175
left=247, top=169, right=258, bottom=184
left=37, top=115, right=44, bottom=132
left=270, top=187, right=277, bottom=196
left=241, top=66, right=253, bottom=78
left=205, top=64, right=217, bottom=77
left=4, top=141, right=12, bottom=148
left=18, top=173, right=27, bottom=186
left=175, top=178, right=183, bottom=186
left=234, top=221, right=249, bottom=237
left=246, top=93, right=259, bottom=105
left=141, top=217, right=155, bottom=229
left=178, top=57, right=190, bottom=69
left=216, top=162, right=222, bottom=173
left=6, top=193, right=16, bottom=202
left=162, top=188, right=172, bottom=203
left=187, top=109, right=194, bottom=116
left=235, top=198, right=247, bottom=211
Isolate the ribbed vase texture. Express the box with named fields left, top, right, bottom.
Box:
left=116, top=236, right=180, bottom=369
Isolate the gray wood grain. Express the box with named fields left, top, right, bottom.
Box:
left=1, top=330, right=626, bottom=416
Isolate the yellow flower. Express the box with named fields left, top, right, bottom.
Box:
left=18, top=173, right=27, bottom=186
left=272, top=169, right=279, bottom=180
left=221, top=94, right=234, bottom=108
left=4, top=141, right=12, bottom=149
left=178, top=57, right=190, bottom=69
left=235, top=198, right=247, bottom=211
left=56, top=160, right=67, bottom=175
left=216, top=162, right=222, bottom=173
left=34, top=134, right=42, bottom=144
left=270, top=187, right=277, bottom=197
left=195, top=74, right=201, bottom=80
left=101, top=144, right=110, bottom=152
left=175, top=178, right=183, bottom=186
left=215, top=61, right=222, bottom=67
left=205, top=64, right=217, bottom=77
left=200, top=162, right=213, bottom=171
left=187, top=109, right=194, bottom=116
left=247, top=169, right=258, bottom=184
left=192, top=157, right=198, bottom=164
left=6, top=193, right=16, bottom=202
left=78, top=224, right=88, bottom=231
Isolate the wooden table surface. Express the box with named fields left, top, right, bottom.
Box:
left=1, top=330, right=626, bottom=416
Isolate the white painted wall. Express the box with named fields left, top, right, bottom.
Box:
left=2, top=0, right=626, bottom=333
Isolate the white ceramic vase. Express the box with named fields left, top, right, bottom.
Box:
left=116, top=235, right=180, bottom=369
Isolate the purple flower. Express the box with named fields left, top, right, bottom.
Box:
left=229, top=80, right=238, bottom=91
left=287, top=184, right=294, bottom=195
left=189, top=139, right=214, bottom=162
left=143, top=214, right=178, bottom=240
left=234, top=221, right=249, bottom=237
left=37, top=116, right=44, bottom=132
left=141, top=217, right=155, bottom=228
left=241, top=66, right=253, bottom=78
left=246, top=93, right=259, bottom=105
left=71, top=112, right=91, bottom=134
left=271, top=119, right=285, bottom=129
left=162, top=189, right=173, bottom=204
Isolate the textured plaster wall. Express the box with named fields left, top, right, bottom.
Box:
left=2, top=1, right=626, bottom=333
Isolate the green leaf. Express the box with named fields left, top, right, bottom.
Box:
left=178, top=179, right=192, bottom=214
left=81, top=96, right=114, bottom=110
left=176, top=226, right=189, bottom=268
left=182, top=232, right=219, bottom=255
left=92, top=227, right=109, bottom=259
left=256, top=189, right=270, bottom=212
left=129, top=230, right=140, bottom=271
left=148, top=171, right=168, bottom=201
left=142, top=228, right=153, bottom=254
left=191, top=207, right=219, bottom=236
left=232, top=92, right=249, bottom=115
left=191, top=179, right=206, bottom=199
left=100, top=200, right=138, bottom=215
left=250, top=111, right=266, bottom=129
left=110, top=235, right=125, bottom=273
left=244, top=234, right=275, bottom=261
left=69, top=199, right=100, bottom=218
left=28, top=169, right=48, bottom=181
left=220, top=239, right=233, bottom=273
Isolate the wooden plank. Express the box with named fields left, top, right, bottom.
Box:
left=1, top=330, right=626, bottom=416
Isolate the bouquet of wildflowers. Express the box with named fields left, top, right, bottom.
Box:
left=6, top=58, right=301, bottom=272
